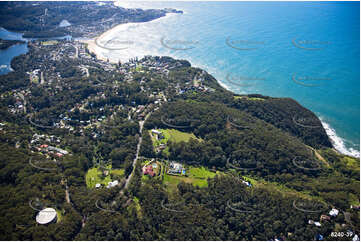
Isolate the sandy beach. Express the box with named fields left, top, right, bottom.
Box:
left=82, top=13, right=177, bottom=64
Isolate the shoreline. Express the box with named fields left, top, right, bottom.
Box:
left=216, top=76, right=360, bottom=158
left=320, top=118, right=360, bottom=158
left=81, top=12, right=177, bottom=63
left=80, top=14, right=360, bottom=160
left=217, top=74, right=360, bottom=159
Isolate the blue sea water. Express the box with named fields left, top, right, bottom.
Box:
left=111, top=1, right=359, bottom=157
left=0, top=2, right=359, bottom=157
left=0, top=28, right=28, bottom=75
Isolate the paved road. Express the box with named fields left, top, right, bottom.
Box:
left=65, top=183, right=71, bottom=204
left=121, top=111, right=152, bottom=193
left=74, top=45, right=79, bottom=59
left=18, top=93, right=27, bottom=114
left=40, top=71, right=45, bottom=84
left=84, top=67, right=89, bottom=77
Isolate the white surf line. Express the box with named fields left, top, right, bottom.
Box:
left=319, top=118, right=360, bottom=158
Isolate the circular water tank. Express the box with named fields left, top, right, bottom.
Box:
left=36, top=208, right=57, bottom=224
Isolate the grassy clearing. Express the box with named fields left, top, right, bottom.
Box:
left=85, top=165, right=124, bottom=188
left=163, top=173, right=194, bottom=193
left=142, top=160, right=153, bottom=166
left=85, top=167, right=111, bottom=188
left=166, top=129, right=200, bottom=143
left=163, top=166, right=218, bottom=193
left=244, top=175, right=324, bottom=202
left=41, top=40, right=58, bottom=46
left=55, top=209, right=62, bottom=223
left=248, top=97, right=265, bottom=101
left=149, top=129, right=201, bottom=157
left=188, top=167, right=216, bottom=179
left=242, top=175, right=259, bottom=186
left=234, top=95, right=245, bottom=100
left=150, top=129, right=201, bottom=146
left=258, top=181, right=327, bottom=205
left=234, top=95, right=265, bottom=101
left=111, top=169, right=125, bottom=176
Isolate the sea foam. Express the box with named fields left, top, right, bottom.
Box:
left=320, top=118, right=360, bottom=158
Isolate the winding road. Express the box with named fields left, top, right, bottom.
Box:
left=18, top=93, right=27, bottom=114
left=121, top=111, right=152, bottom=193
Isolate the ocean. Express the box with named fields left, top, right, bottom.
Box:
left=0, top=2, right=359, bottom=157
left=109, top=1, right=360, bottom=158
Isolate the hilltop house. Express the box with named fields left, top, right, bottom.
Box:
left=329, top=208, right=339, bottom=217
left=151, top=129, right=161, bottom=134
left=151, top=129, right=164, bottom=140
left=168, top=162, right=185, bottom=175
left=242, top=180, right=252, bottom=187
left=143, top=165, right=155, bottom=177
left=106, top=180, right=119, bottom=188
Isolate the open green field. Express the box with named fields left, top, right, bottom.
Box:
left=150, top=129, right=195, bottom=156
left=149, top=129, right=202, bottom=157
left=234, top=95, right=265, bottom=101
left=234, top=95, right=245, bottom=100
left=249, top=175, right=328, bottom=203
left=41, top=40, right=58, bottom=46
left=85, top=165, right=124, bottom=188
left=85, top=167, right=111, bottom=188
left=150, top=129, right=201, bottom=145
left=165, top=129, right=197, bottom=143
left=111, top=169, right=125, bottom=176
left=188, top=167, right=217, bottom=179
left=248, top=97, right=265, bottom=101
left=163, top=166, right=217, bottom=193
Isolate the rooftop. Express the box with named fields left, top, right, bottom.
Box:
left=36, top=208, right=57, bottom=224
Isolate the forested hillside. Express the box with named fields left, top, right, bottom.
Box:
left=0, top=39, right=358, bottom=240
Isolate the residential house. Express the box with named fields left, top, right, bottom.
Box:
left=107, top=180, right=119, bottom=188
left=329, top=208, right=339, bottom=217
left=143, top=165, right=155, bottom=177
left=168, top=162, right=184, bottom=174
